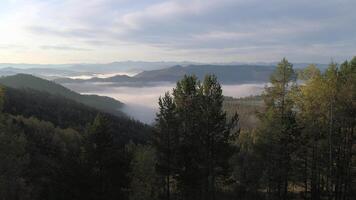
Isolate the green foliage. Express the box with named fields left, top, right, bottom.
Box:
left=0, top=115, right=84, bottom=200
left=0, top=116, right=29, bottom=199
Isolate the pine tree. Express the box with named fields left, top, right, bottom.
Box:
left=154, top=92, right=178, bottom=200
left=172, top=75, right=203, bottom=200
left=155, top=75, right=238, bottom=200
left=200, top=75, right=239, bottom=200
left=85, top=114, right=130, bottom=200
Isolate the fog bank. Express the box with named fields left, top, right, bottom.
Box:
left=76, top=83, right=266, bottom=124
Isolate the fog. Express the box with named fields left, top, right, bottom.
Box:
left=71, top=83, right=266, bottom=124
left=68, top=71, right=139, bottom=80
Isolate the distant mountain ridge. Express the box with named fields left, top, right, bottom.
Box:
left=55, top=64, right=277, bottom=85
left=0, top=62, right=329, bottom=85
left=66, top=61, right=200, bottom=72
left=135, top=64, right=275, bottom=83
left=0, top=61, right=200, bottom=73
left=0, top=74, right=124, bottom=116
left=0, top=66, right=91, bottom=79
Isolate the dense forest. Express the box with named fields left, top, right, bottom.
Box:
left=0, top=57, right=355, bottom=200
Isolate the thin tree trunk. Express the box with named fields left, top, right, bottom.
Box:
left=328, top=102, right=334, bottom=200
left=304, top=153, right=308, bottom=200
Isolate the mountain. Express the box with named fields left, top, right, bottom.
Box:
left=0, top=67, right=90, bottom=79
left=0, top=74, right=124, bottom=116
left=0, top=63, right=71, bottom=69
left=0, top=62, right=329, bottom=80
left=135, top=64, right=275, bottom=83
left=0, top=61, right=200, bottom=80
left=56, top=64, right=276, bottom=85
left=66, top=61, right=200, bottom=73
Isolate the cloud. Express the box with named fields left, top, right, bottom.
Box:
left=0, top=0, right=355, bottom=63
left=0, top=44, right=26, bottom=49
left=120, top=0, right=236, bottom=30
left=29, top=26, right=99, bottom=39
left=40, top=45, right=92, bottom=51
left=110, top=0, right=356, bottom=63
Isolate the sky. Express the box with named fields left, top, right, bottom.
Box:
left=0, top=0, right=355, bottom=64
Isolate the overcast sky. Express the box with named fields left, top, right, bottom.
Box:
left=0, top=0, right=355, bottom=64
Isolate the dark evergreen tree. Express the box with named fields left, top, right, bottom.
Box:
left=155, top=75, right=239, bottom=200
left=154, top=92, right=178, bottom=200
left=200, top=75, right=239, bottom=200
left=85, top=114, right=131, bottom=200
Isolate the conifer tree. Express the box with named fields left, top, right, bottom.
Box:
left=155, top=75, right=238, bottom=200
left=154, top=92, right=178, bottom=200
left=85, top=114, right=130, bottom=200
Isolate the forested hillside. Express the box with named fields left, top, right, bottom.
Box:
left=0, top=74, right=124, bottom=116
left=0, top=57, right=355, bottom=200
left=0, top=84, right=151, bottom=200
left=2, top=86, right=149, bottom=141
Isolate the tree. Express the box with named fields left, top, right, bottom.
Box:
left=200, top=75, right=239, bottom=200
left=129, top=145, right=159, bottom=200
left=154, top=92, right=178, bottom=200
left=155, top=75, right=238, bottom=200
left=85, top=114, right=131, bottom=200
left=0, top=118, right=29, bottom=199
left=293, top=64, right=325, bottom=199
left=256, top=58, right=299, bottom=199
left=293, top=58, right=356, bottom=200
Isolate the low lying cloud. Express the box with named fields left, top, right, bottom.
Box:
left=65, top=82, right=266, bottom=124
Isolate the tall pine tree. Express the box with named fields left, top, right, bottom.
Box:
left=154, top=75, right=238, bottom=200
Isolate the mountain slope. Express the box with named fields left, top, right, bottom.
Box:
left=2, top=86, right=150, bottom=142
left=0, top=74, right=124, bottom=116
left=135, top=64, right=275, bottom=83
